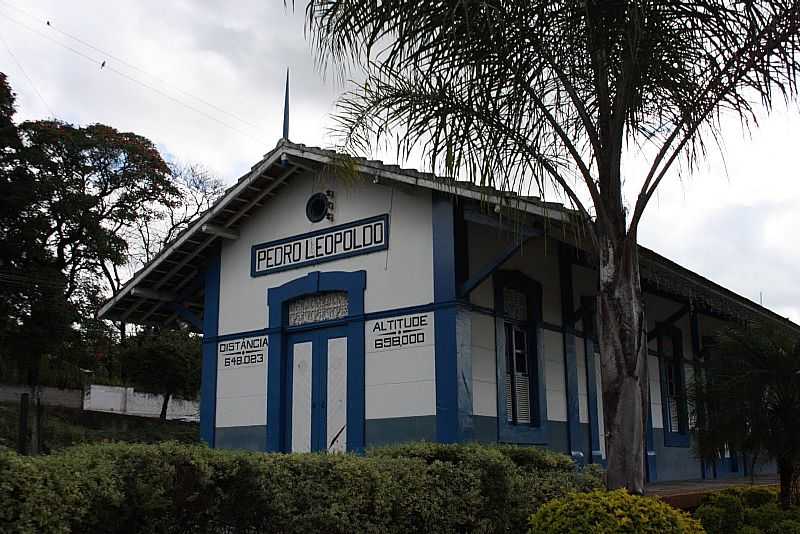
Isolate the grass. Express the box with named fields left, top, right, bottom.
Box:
left=0, top=401, right=198, bottom=452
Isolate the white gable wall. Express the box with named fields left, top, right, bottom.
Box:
left=218, top=175, right=434, bottom=335
left=215, top=173, right=435, bottom=430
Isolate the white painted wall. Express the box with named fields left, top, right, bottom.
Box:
left=365, top=312, right=436, bottom=419
left=218, top=174, right=434, bottom=336
left=576, top=338, right=589, bottom=424
left=471, top=311, right=497, bottom=417
left=84, top=385, right=198, bottom=421
left=215, top=335, right=268, bottom=428
left=543, top=329, right=568, bottom=422
left=648, top=354, right=664, bottom=429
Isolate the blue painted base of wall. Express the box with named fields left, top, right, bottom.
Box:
left=547, top=421, right=569, bottom=454
left=653, top=429, right=702, bottom=481
left=472, top=416, right=497, bottom=443
left=216, top=425, right=267, bottom=451
left=365, top=416, right=436, bottom=447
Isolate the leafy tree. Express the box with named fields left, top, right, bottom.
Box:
left=16, top=117, right=177, bottom=301
left=107, top=162, right=224, bottom=296
left=303, top=0, right=800, bottom=490
left=693, top=325, right=800, bottom=509
left=118, top=329, right=202, bottom=420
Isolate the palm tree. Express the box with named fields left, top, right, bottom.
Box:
left=301, top=0, right=800, bottom=491
left=693, top=325, right=800, bottom=509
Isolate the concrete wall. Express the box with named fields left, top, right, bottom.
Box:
left=84, top=385, right=199, bottom=421
left=0, top=384, right=82, bottom=409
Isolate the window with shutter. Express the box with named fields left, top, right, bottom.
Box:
left=494, top=270, right=544, bottom=442
left=502, top=287, right=533, bottom=426
left=659, top=324, right=688, bottom=444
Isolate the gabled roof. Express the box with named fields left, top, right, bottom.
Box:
left=98, top=139, right=575, bottom=327
left=98, top=139, right=800, bottom=336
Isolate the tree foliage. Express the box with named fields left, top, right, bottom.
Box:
left=303, top=0, right=800, bottom=490
left=693, top=325, right=800, bottom=508
left=307, top=0, right=800, bottom=243
left=0, top=73, right=219, bottom=390
left=118, top=329, right=202, bottom=420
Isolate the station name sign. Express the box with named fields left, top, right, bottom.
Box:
left=251, top=214, right=389, bottom=276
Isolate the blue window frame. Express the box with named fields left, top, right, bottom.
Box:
left=658, top=324, right=689, bottom=447
left=494, top=271, right=548, bottom=444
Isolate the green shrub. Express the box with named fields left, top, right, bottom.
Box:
left=767, top=520, right=800, bottom=534
left=0, top=441, right=603, bottom=534
left=529, top=489, right=705, bottom=534
left=695, top=492, right=746, bottom=534
left=369, top=441, right=575, bottom=472
left=694, top=486, right=800, bottom=534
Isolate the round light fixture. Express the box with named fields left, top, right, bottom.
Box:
left=306, top=192, right=329, bottom=223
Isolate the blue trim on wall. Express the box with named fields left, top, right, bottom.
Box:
left=200, top=249, right=221, bottom=447
left=251, top=214, right=389, bottom=277
left=265, top=270, right=366, bottom=452
left=432, top=193, right=459, bottom=443
left=494, top=270, right=548, bottom=444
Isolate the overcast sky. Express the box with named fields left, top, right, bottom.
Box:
left=1, top=0, right=797, bottom=323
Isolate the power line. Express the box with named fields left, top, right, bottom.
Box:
left=0, top=0, right=264, bottom=133
left=0, top=29, right=54, bottom=116
left=0, top=9, right=270, bottom=146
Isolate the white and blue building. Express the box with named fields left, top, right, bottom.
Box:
left=99, top=139, right=800, bottom=482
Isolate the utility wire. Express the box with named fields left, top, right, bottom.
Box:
left=0, top=0, right=264, bottom=133
left=0, top=29, right=54, bottom=116
left=0, top=10, right=269, bottom=146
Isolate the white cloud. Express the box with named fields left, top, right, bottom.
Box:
left=2, top=0, right=797, bottom=324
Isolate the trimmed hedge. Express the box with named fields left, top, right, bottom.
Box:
left=694, top=486, right=800, bottom=534
left=529, top=489, right=705, bottom=533
left=0, top=441, right=602, bottom=534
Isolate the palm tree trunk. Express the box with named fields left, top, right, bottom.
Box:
left=160, top=393, right=171, bottom=421
left=597, top=234, right=648, bottom=493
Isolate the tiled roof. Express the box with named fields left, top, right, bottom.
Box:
left=97, top=139, right=800, bottom=335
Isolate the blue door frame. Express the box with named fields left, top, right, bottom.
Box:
left=266, top=270, right=366, bottom=453
left=285, top=326, right=348, bottom=452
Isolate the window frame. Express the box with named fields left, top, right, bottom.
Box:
left=494, top=270, right=548, bottom=444
left=657, top=323, right=690, bottom=448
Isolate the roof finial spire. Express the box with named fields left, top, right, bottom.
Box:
left=282, top=68, right=289, bottom=140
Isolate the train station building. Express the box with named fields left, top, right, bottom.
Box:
left=99, top=139, right=800, bottom=482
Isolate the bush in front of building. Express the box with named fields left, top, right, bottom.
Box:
left=368, top=441, right=578, bottom=472
left=528, top=489, right=705, bottom=534
left=694, top=486, right=800, bottom=534
left=0, top=441, right=603, bottom=534
left=368, top=441, right=603, bottom=531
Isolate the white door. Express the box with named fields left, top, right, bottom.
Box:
left=287, top=331, right=348, bottom=452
